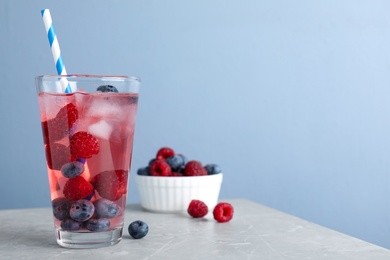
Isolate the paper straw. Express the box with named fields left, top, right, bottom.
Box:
left=41, top=9, right=72, bottom=93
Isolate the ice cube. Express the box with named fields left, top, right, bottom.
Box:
left=88, top=120, right=113, bottom=140
left=85, top=98, right=123, bottom=121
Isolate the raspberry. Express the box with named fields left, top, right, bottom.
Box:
left=70, top=131, right=100, bottom=158
left=116, top=169, right=128, bottom=195
left=57, top=103, right=79, bottom=129
left=183, top=161, right=207, bottom=176
left=91, top=170, right=128, bottom=201
left=42, top=103, right=78, bottom=144
left=45, top=143, right=71, bottom=170
left=63, top=176, right=94, bottom=201
left=188, top=200, right=208, bottom=218
left=149, top=160, right=172, bottom=176
left=156, top=147, right=175, bottom=160
left=213, top=202, right=234, bottom=223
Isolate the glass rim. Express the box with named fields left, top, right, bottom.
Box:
left=35, top=74, right=141, bottom=82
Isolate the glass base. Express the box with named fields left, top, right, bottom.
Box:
left=56, top=227, right=123, bottom=249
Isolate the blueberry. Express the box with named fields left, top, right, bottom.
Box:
left=70, top=199, right=95, bottom=222
left=137, top=167, right=150, bottom=176
left=204, top=164, right=222, bottom=175
left=166, top=155, right=185, bottom=172
left=61, top=219, right=81, bottom=231
left=61, top=161, right=85, bottom=178
left=77, top=158, right=86, bottom=164
left=86, top=218, right=110, bottom=231
left=52, top=197, right=72, bottom=220
left=177, top=154, right=188, bottom=165
left=94, top=199, right=119, bottom=219
left=86, top=190, right=95, bottom=201
left=97, top=85, right=119, bottom=93
left=148, top=158, right=156, bottom=166
left=128, top=96, right=138, bottom=104
left=128, top=220, right=149, bottom=239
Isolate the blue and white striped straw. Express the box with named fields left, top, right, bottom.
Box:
left=41, top=9, right=72, bottom=93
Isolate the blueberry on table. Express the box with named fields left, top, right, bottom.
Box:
left=61, top=219, right=81, bottom=231
left=70, top=199, right=95, bottom=222
left=128, top=220, right=149, bottom=239
left=52, top=197, right=72, bottom=220
left=94, top=199, right=119, bottom=219
left=86, top=218, right=110, bottom=231
left=96, top=85, right=119, bottom=93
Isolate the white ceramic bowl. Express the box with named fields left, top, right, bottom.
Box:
left=135, top=173, right=223, bottom=212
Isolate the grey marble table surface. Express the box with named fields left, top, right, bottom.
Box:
left=0, top=198, right=388, bottom=259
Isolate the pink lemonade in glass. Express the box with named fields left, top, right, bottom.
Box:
left=36, top=75, right=140, bottom=248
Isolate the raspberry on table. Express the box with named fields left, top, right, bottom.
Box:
left=156, top=147, right=175, bottom=160
left=188, top=200, right=208, bottom=218
left=150, top=160, right=172, bottom=176
left=213, top=202, right=234, bottom=223
left=70, top=131, right=100, bottom=158
left=63, top=176, right=94, bottom=201
left=183, top=161, right=207, bottom=176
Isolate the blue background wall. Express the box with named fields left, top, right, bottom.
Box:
left=1, top=0, right=390, bottom=249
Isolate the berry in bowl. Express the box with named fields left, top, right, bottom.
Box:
left=135, top=147, right=223, bottom=212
